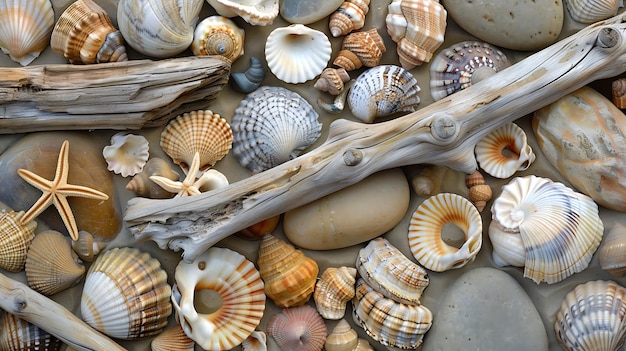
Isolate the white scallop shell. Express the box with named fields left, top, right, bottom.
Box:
left=231, top=86, right=322, bottom=173
left=265, top=24, right=332, bottom=84
left=102, top=133, right=150, bottom=177
left=475, top=122, right=536, bottom=179
left=191, top=15, right=245, bottom=62
left=0, top=0, right=54, bottom=66
left=206, top=0, right=279, bottom=25
left=565, top=0, right=621, bottom=23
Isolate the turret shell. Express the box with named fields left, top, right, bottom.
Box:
left=191, top=16, right=244, bottom=62
left=0, top=0, right=54, bottom=66
left=0, top=210, right=37, bottom=272
left=325, top=319, right=359, bottom=351
left=313, top=266, right=357, bottom=319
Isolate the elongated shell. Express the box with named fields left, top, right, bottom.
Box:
left=489, top=175, right=604, bottom=284
left=565, top=0, right=620, bottom=23
left=151, top=325, right=195, bottom=351
left=172, top=246, right=265, bottom=350
left=329, top=0, right=370, bottom=37
left=0, top=210, right=37, bottom=272
left=599, top=222, right=626, bottom=277
left=80, top=247, right=172, bottom=339
left=555, top=280, right=626, bottom=351
left=0, top=312, right=62, bottom=351
left=206, top=0, right=279, bottom=26
left=102, top=133, right=150, bottom=177
left=337, top=28, right=386, bottom=69
left=267, top=305, right=327, bottom=351
left=191, top=16, right=244, bottom=62
left=313, top=266, right=357, bottom=319
left=231, top=56, right=265, bottom=93
left=0, top=0, right=54, bottom=66
left=325, top=319, right=359, bottom=351
left=475, top=122, right=535, bottom=179
left=126, top=158, right=180, bottom=199
left=466, top=170, right=492, bottom=212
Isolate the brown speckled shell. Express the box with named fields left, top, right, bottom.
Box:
left=0, top=312, right=62, bottom=351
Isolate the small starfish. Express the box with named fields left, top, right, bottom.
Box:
left=17, top=140, right=109, bottom=241
left=150, top=152, right=206, bottom=198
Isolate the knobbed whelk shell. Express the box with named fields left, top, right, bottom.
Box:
left=267, top=305, right=327, bottom=351
left=599, top=222, right=626, bottom=277
left=0, top=312, right=62, bottom=351
left=191, top=16, right=244, bottom=62
left=555, top=280, right=626, bottom=351
left=313, top=266, right=357, bottom=320
left=206, top=0, right=279, bottom=26
left=564, top=0, right=621, bottom=23
left=0, top=0, right=54, bottom=66
left=329, top=0, right=370, bottom=37
left=475, top=122, right=535, bottom=179
left=102, top=133, right=150, bottom=177
left=0, top=210, right=37, bottom=272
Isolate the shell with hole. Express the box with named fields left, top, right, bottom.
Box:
left=191, top=16, right=244, bottom=62
left=475, top=122, right=535, bottom=179
left=0, top=312, right=62, bottom=351
left=0, top=210, right=37, bottom=272
left=564, top=0, right=621, bottom=23
left=313, top=266, right=357, bottom=320
left=102, top=133, right=150, bottom=178
left=0, top=0, right=54, bottom=66
left=206, top=0, right=279, bottom=25
left=599, top=222, right=626, bottom=277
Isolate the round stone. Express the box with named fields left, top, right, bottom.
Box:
left=279, top=0, right=344, bottom=24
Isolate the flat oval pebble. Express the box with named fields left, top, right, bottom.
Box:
left=283, top=168, right=410, bottom=250
left=279, top=0, right=345, bottom=24
left=422, top=267, right=548, bottom=350
left=442, top=0, right=563, bottom=51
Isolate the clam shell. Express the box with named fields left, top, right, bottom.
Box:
left=51, top=0, right=127, bottom=64
left=0, top=0, right=54, bottom=66
left=267, top=305, right=327, bottom=351
left=329, top=0, right=370, bottom=37
left=0, top=210, right=37, bottom=272
left=231, top=56, right=266, bottom=93
left=599, top=222, right=626, bottom=277
left=489, top=175, right=604, bottom=284
left=71, top=230, right=106, bottom=262
left=0, top=312, right=62, bottom=351
left=325, top=319, right=359, bottom=351
left=126, top=157, right=180, bottom=199
left=265, top=24, right=331, bottom=84
left=191, top=16, right=244, bottom=62
left=241, top=330, right=267, bottom=351
left=565, top=0, right=620, bottom=23
left=408, top=193, right=483, bottom=272
left=172, top=246, right=265, bottom=350
left=231, top=86, right=322, bottom=173
left=80, top=247, right=172, bottom=339
left=160, top=110, right=233, bottom=175
left=313, top=266, right=357, bottom=320
left=338, top=28, right=386, bottom=69
left=475, top=122, right=535, bottom=179
left=206, top=0, right=279, bottom=26
left=150, top=325, right=195, bottom=351
left=102, top=133, right=150, bottom=177
left=555, top=280, right=626, bottom=351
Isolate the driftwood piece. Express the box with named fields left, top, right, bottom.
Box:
left=0, top=56, right=231, bottom=133
left=125, top=15, right=626, bottom=262
left=0, top=273, right=126, bottom=351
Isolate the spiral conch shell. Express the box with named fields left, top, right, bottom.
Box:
left=206, top=0, right=279, bottom=26
left=475, top=122, right=535, bottom=179
left=0, top=210, right=37, bottom=272
left=325, top=319, right=359, bottom=351
left=191, top=16, right=244, bottom=62
left=599, top=222, right=626, bottom=277
left=329, top=0, right=370, bottom=37
left=0, top=0, right=54, bottom=66
left=313, top=266, right=357, bottom=320
left=334, top=28, right=386, bottom=71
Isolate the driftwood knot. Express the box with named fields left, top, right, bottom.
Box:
left=430, top=115, right=457, bottom=143
left=597, top=27, right=621, bottom=48
left=343, top=149, right=363, bottom=166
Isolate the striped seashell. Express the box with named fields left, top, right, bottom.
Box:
left=313, top=266, right=357, bottom=320
left=206, top=0, right=279, bottom=26
left=408, top=193, right=483, bottom=272
left=475, top=122, right=535, bottom=179
left=613, top=77, right=626, bottom=108
left=314, top=67, right=350, bottom=96
left=325, top=319, right=359, bottom=351
left=191, top=16, right=245, bottom=62
left=333, top=49, right=362, bottom=71
left=150, top=325, right=195, bottom=351
left=241, top=330, right=267, bottom=351
left=81, top=247, right=172, bottom=339
left=335, top=28, right=386, bottom=69
left=489, top=175, right=604, bottom=284
left=0, top=312, right=62, bottom=351
left=172, top=246, right=265, bottom=350
left=0, top=0, right=54, bottom=66
left=357, top=237, right=429, bottom=305
left=599, top=222, right=626, bottom=277
left=126, top=158, right=180, bottom=199
left=0, top=210, right=37, bottom=272
left=231, top=56, right=265, bottom=93
left=565, top=0, right=620, bottom=23
left=102, top=133, right=150, bottom=178
left=465, top=170, right=492, bottom=212
left=329, top=0, right=370, bottom=37
left=71, top=230, right=106, bottom=262
left=354, top=338, right=375, bottom=351
left=267, top=305, right=327, bottom=351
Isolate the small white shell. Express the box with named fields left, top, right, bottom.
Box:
left=102, top=133, right=150, bottom=177
left=265, top=24, right=332, bottom=84
left=206, top=0, right=279, bottom=25
left=564, top=0, right=621, bottom=23
left=191, top=16, right=244, bottom=62
left=0, top=0, right=54, bottom=66
left=475, top=122, right=536, bottom=179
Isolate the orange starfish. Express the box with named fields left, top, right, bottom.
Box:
left=17, top=140, right=109, bottom=241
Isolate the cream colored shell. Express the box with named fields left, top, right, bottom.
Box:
left=267, top=305, right=327, bottom=351
left=325, top=319, right=359, bottom=351
left=313, top=266, right=356, bottom=320
left=564, top=0, right=620, bottom=23
left=126, top=158, right=180, bottom=199
left=191, top=16, right=244, bottom=62
left=150, top=325, right=195, bottom=351
left=241, top=330, right=267, bottom=351
left=0, top=210, right=37, bottom=272
left=206, top=0, right=279, bottom=25
left=0, top=0, right=54, bottom=66
left=475, top=122, right=535, bottom=179
left=329, top=0, right=370, bottom=37
left=102, top=133, right=150, bottom=178
left=599, top=222, right=626, bottom=277
left=0, top=312, right=62, bottom=351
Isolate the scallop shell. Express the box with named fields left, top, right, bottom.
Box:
left=257, top=233, right=319, bottom=307
left=325, top=319, right=359, bottom=351
left=267, top=305, right=327, bottom=351
left=241, top=330, right=267, bottom=351
left=386, top=0, right=447, bottom=69
left=337, top=28, right=386, bottom=69
left=71, top=230, right=106, bottom=262
left=265, top=24, right=332, bottom=84
left=409, top=193, right=483, bottom=272
left=102, top=132, right=150, bottom=178
left=314, top=67, right=350, bottom=95
left=599, top=222, right=626, bottom=277
left=475, top=122, right=536, bottom=179
left=50, top=0, right=127, bottom=64
left=430, top=41, right=511, bottom=101
left=126, top=158, right=180, bottom=199
left=554, top=280, right=626, bottom=351
left=612, top=77, right=626, bottom=109
left=0, top=312, right=62, bottom=351
left=150, top=325, right=195, bottom=351
left=206, top=0, right=279, bottom=26
left=25, top=230, right=85, bottom=296
left=172, top=246, right=265, bottom=350
left=191, top=16, right=244, bottom=62
left=160, top=110, right=233, bottom=175
left=231, top=56, right=265, bottom=93
left=489, top=175, right=604, bottom=284
left=329, top=0, right=370, bottom=37
left=356, top=237, right=429, bottom=305
left=0, top=0, right=54, bottom=66
left=231, top=86, right=322, bottom=173
left=347, top=65, right=421, bottom=123
left=565, top=0, right=620, bottom=23
left=313, top=266, right=357, bottom=320
left=465, top=170, right=492, bottom=212
left=0, top=210, right=37, bottom=272
left=80, top=247, right=172, bottom=339
left=117, top=0, right=204, bottom=58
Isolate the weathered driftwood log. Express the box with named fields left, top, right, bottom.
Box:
left=0, top=273, right=126, bottom=351
left=126, top=15, right=626, bottom=262
left=0, top=56, right=230, bottom=133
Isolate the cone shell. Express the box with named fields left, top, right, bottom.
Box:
left=565, top=0, right=620, bottom=23
left=241, top=330, right=267, bottom=351
left=191, top=16, right=244, bottom=62
left=338, top=28, right=386, bottom=69
left=489, top=175, right=604, bottom=284
left=314, top=67, right=350, bottom=96
left=599, top=222, right=626, bottom=277
left=267, top=305, right=327, bottom=351
left=313, top=266, right=357, bottom=320
left=0, top=312, right=62, bottom=351
left=0, top=0, right=54, bottom=66
left=160, top=110, right=233, bottom=175
left=325, top=319, right=359, bottom=351
left=257, top=234, right=319, bottom=307
left=0, top=210, right=37, bottom=272
left=329, top=0, right=370, bottom=37
left=172, top=246, right=265, bottom=350
left=475, top=122, right=535, bottom=179
left=150, top=325, right=194, bottom=351
left=206, top=0, right=279, bottom=26
left=555, top=280, right=626, bottom=351
left=80, top=247, right=172, bottom=340
left=126, top=158, right=180, bottom=199
left=102, top=133, right=150, bottom=177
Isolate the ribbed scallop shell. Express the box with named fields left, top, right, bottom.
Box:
left=257, top=233, right=319, bottom=307
left=489, top=175, right=604, bottom=284
left=231, top=86, right=322, bottom=173
left=50, top=0, right=127, bottom=64
left=475, top=122, right=536, bottom=179
left=0, top=312, right=62, bottom=351
left=102, top=133, right=150, bottom=178
left=25, top=230, right=85, bottom=296
left=160, top=110, right=233, bottom=175
left=172, top=246, right=265, bottom=350
left=0, top=210, right=37, bottom=272
left=151, top=325, right=195, bottom=351
left=325, top=319, right=359, bottom=351
left=599, top=222, right=626, bottom=277
left=265, top=24, right=331, bottom=84
left=80, top=247, right=172, bottom=340
left=565, top=0, right=620, bottom=23
left=191, top=16, right=244, bottom=62
left=313, top=266, right=357, bottom=320
left=352, top=278, right=432, bottom=349
left=356, top=237, right=429, bottom=305
left=347, top=65, right=421, bottom=123
left=206, top=0, right=279, bottom=26
left=338, top=28, right=386, bottom=69
left=430, top=41, right=511, bottom=101
left=555, top=280, right=626, bottom=351
left=0, top=0, right=54, bottom=66
left=408, top=193, right=483, bottom=272
left=267, top=305, right=327, bottom=351
left=329, top=0, right=370, bottom=37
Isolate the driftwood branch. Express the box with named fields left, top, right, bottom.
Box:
left=0, top=273, right=126, bottom=351
left=0, top=56, right=230, bottom=133
left=125, top=15, right=626, bottom=262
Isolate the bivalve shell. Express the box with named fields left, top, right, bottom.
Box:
left=325, top=319, right=359, bottom=351
left=191, top=16, right=244, bottom=62
left=0, top=0, right=54, bottom=66
left=475, top=122, right=535, bottom=179
left=565, top=0, right=620, bottom=23
left=0, top=210, right=37, bottom=272
left=150, top=325, right=195, bottom=351
left=267, top=305, right=327, bottom=351
left=0, top=312, right=62, bottom=351
left=102, top=133, right=150, bottom=177
left=599, top=222, right=626, bottom=277
left=313, top=266, right=357, bottom=320
left=206, top=0, right=279, bottom=26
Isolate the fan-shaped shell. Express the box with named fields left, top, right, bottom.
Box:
left=231, top=86, right=322, bottom=173
left=329, top=0, right=370, bottom=37
left=160, top=110, right=233, bottom=175
left=475, top=122, right=536, bottom=179
left=102, top=133, right=150, bottom=178
left=0, top=312, right=62, bottom=351
left=0, top=0, right=54, bottom=66
left=126, top=158, right=180, bottom=199
left=337, top=28, right=386, bottom=69
left=265, top=24, right=332, bottom=84
left=267, top=305, right=327, bottom=351
left=325, top=319, right=359, bottom=351
left=206, top=0, right=279, bottom=26
left=80, top=247, right=172, bottom=339
left=313, top=266, right=357, bottom=320
left=489, top=175, right=604, bottom=284
left=172, top=246, right=265, bottom=350
left=565, top=0, right=620, bottom=23
left=348, top=65, right=421, bottom=123
left=0, top=210, right=37, bottom=272
left=50, top=0, right=127, bottom=64
left=430, top=41, right=511, bottom=101
left=555, top=280, right=626, bottom=351
left=191, top=16, right=244, bottom=62
left=151, top=325, right=195, bottom=351
left=599, top=222, right=626, bottom=277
